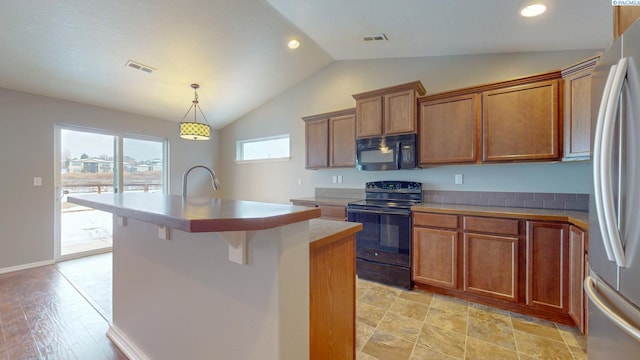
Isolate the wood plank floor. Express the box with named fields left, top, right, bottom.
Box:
left=0, top=265, right=126, bottom=360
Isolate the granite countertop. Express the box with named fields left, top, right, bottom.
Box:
left=290, top=197, right=357, bottom=206
left=68, top=193, right=321, bottom=232
left=413, top=203, right=589, bottom=229
left=309, top=219, right=362, bottom=249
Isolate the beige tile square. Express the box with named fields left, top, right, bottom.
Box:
left=357, top=301, right=387, bottom=328
left=464, top=337, right=518, bottom=360
left=430, top=294, right=468, bottom=314
left=361, top=329, right=415, bottom=360
left=359, top=285, right=401, bottom=311
left=425, top=307, right=468, bottom=335
left=514, top=330, right=574, bottom=360
left=569, top=345, right=587, bottom=360
left=410, top=343, right=459, bottom=360
left=556, top=323, right=587, bottom=349
left=511, top=313, right=564, bottom=342
left=377, top=311, right=424, bottom=342
left=467, top=314, right=517, bottom=351
left=357, top=321, right=376, bottom=352
left=468, top=304, right=511, bottom=327
left=388, top=297, right=429, bottom=321
left=399, top=288, right=434, bottom=306
left=417, top=324, right=466, bottom=359
left=357, top=351, right=379, bottom=360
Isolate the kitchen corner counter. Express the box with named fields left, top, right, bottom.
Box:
left=412, top=202, right=588, bottom=229
left=68, top=192, right=321, bottom=232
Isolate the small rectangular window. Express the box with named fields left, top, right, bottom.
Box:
left=236, top=134, right=290, bottom=162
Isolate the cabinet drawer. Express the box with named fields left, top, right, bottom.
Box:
left=319, top=205, right=345, bottom=220
left=413, top=212, right=458, bottom=229
left=463, top=216, right=518, bottom=236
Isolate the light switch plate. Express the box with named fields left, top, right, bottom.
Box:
left=33, top=177, right=42, bottom=186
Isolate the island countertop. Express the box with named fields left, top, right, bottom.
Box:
left=68, top=193, right=321, bottom=233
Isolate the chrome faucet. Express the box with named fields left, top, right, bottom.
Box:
left=182, top=164, right=221, bottom=197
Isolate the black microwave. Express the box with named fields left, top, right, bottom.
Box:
left=356, top=134, right=417, bottom=171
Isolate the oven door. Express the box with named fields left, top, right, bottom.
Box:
left=346, top=207, right=411, bottom=267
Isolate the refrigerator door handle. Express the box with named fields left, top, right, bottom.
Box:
left=601, top=57, right=628, bottom=267
left=593, top=64, right=619, bottom=262
left=585, top=275, right=640, bottom=342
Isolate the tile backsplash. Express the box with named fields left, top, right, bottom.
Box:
left=316, top=188, right=589, bottom=211
left=422, top=190, right=589, bottom=211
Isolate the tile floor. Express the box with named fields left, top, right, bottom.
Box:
left=355, top=279, right=587, bottom=360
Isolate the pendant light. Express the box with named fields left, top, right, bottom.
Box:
left=179, top=83, right=211, bottom=140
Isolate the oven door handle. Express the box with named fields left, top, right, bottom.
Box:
left=347, top=208, right=411, bottom=216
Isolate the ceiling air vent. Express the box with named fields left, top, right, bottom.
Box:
left=362, top=34, right=388, bottom=42
left=125, top=60, right=155, bottom=74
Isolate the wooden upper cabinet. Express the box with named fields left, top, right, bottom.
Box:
left=562, top=56, right=599, bottom=161
left=419, top=93, right=480, bottom=164
left=303, top=108, right=356, bottom=169
left=483, top=78, right=561, bottom=162
left=305, top=118, right=329, bottom=169
left=355, top=97, right=383, bottom=137
left=329, top=113, right=356, bottom=167
left=525, top=221, right=569, bottom=313
left=614, top=6, right=640, bottom=38
left=353, top=81, right=426, bottom=138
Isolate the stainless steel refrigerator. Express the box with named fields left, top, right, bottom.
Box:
left=587, top=18, right=640, bottom=359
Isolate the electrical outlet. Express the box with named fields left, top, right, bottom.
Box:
left=33, top=177, right=42, bottom=186
left=297, top=178, right=303, bottom=186
left=337, top=175, right=343, bottom=183
left=454, top=174, right=463, bottom=185
left=332, top=176, right=338, bottom=183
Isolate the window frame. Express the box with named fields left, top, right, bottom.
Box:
left=235, top=134, right=291, bottom=163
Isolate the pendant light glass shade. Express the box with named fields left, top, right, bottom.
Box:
left=179, top=83, right=211, bottom=141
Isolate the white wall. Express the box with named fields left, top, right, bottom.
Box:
left=217, top=50, right=599, bottom=203
left=0, top=87, right=217, bottom=269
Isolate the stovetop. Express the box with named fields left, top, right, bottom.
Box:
left=347, top=181, right=423, bottom=210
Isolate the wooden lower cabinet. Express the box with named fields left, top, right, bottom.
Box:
left=463, top=232, right=518, bottom=302
left=569, top=225, right=588, bottom=334
left=309, top=223, right=357, bottom=359
left=525, top=221, right=569, bottom=313
left=413, top=227, right=459, bottom=289
left=412, top=211, right=583, bottom=328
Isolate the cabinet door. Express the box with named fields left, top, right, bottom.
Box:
left=569, top=225, right=587, bottom=333
left=525, top=221, right=569, bottom=312
left=305, top=118, right=329, bottom=169
left=463, top=232, right=519, bottom=302
left=356, top=96, right=383, bottom=137
left=614, top=5, right=640, bottom=38
left=483, top=80, right=560, bottom=162
left=563, top=68, right=593, bottom=159
left=413, top=227, right=458, bottom=289
left=419, top=94, right=480, bottom=164
left=384, top=89, right=416, bottom=135
left=329, top=113, right=356, bottom=167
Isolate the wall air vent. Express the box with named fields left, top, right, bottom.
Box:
left=125, top=60, right=156, bottom=74
left=362, top=34, right=388, bottom=42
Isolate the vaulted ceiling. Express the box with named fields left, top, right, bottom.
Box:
left=0, top=0, right=611, bottom=129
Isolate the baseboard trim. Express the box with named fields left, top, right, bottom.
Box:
left=57, top=247, right=112, bottom=262
left=107, top=324, right=150, bottom=360
left=0, top=260, right=55, bottom=275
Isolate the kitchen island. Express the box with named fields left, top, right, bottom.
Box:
left=67, top=193, right=359, bottom=360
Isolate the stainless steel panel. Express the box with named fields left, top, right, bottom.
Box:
left=589, top=299, right=640, bottom=360
left=591, top=37, right=622, bottom=289
left=618, top=19, right=640, bottom=306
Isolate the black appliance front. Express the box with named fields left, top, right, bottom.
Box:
left=347, top=208, right=412, bottom=289
left=356, top=133, right=417, bottom=171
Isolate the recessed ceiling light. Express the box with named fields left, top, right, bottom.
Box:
left=520, top=4, right=547, bottom=17
left=288, top=39, right=300, bottom=49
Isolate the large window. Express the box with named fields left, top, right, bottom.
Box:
left=236, top=134, right=290, bottom=162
